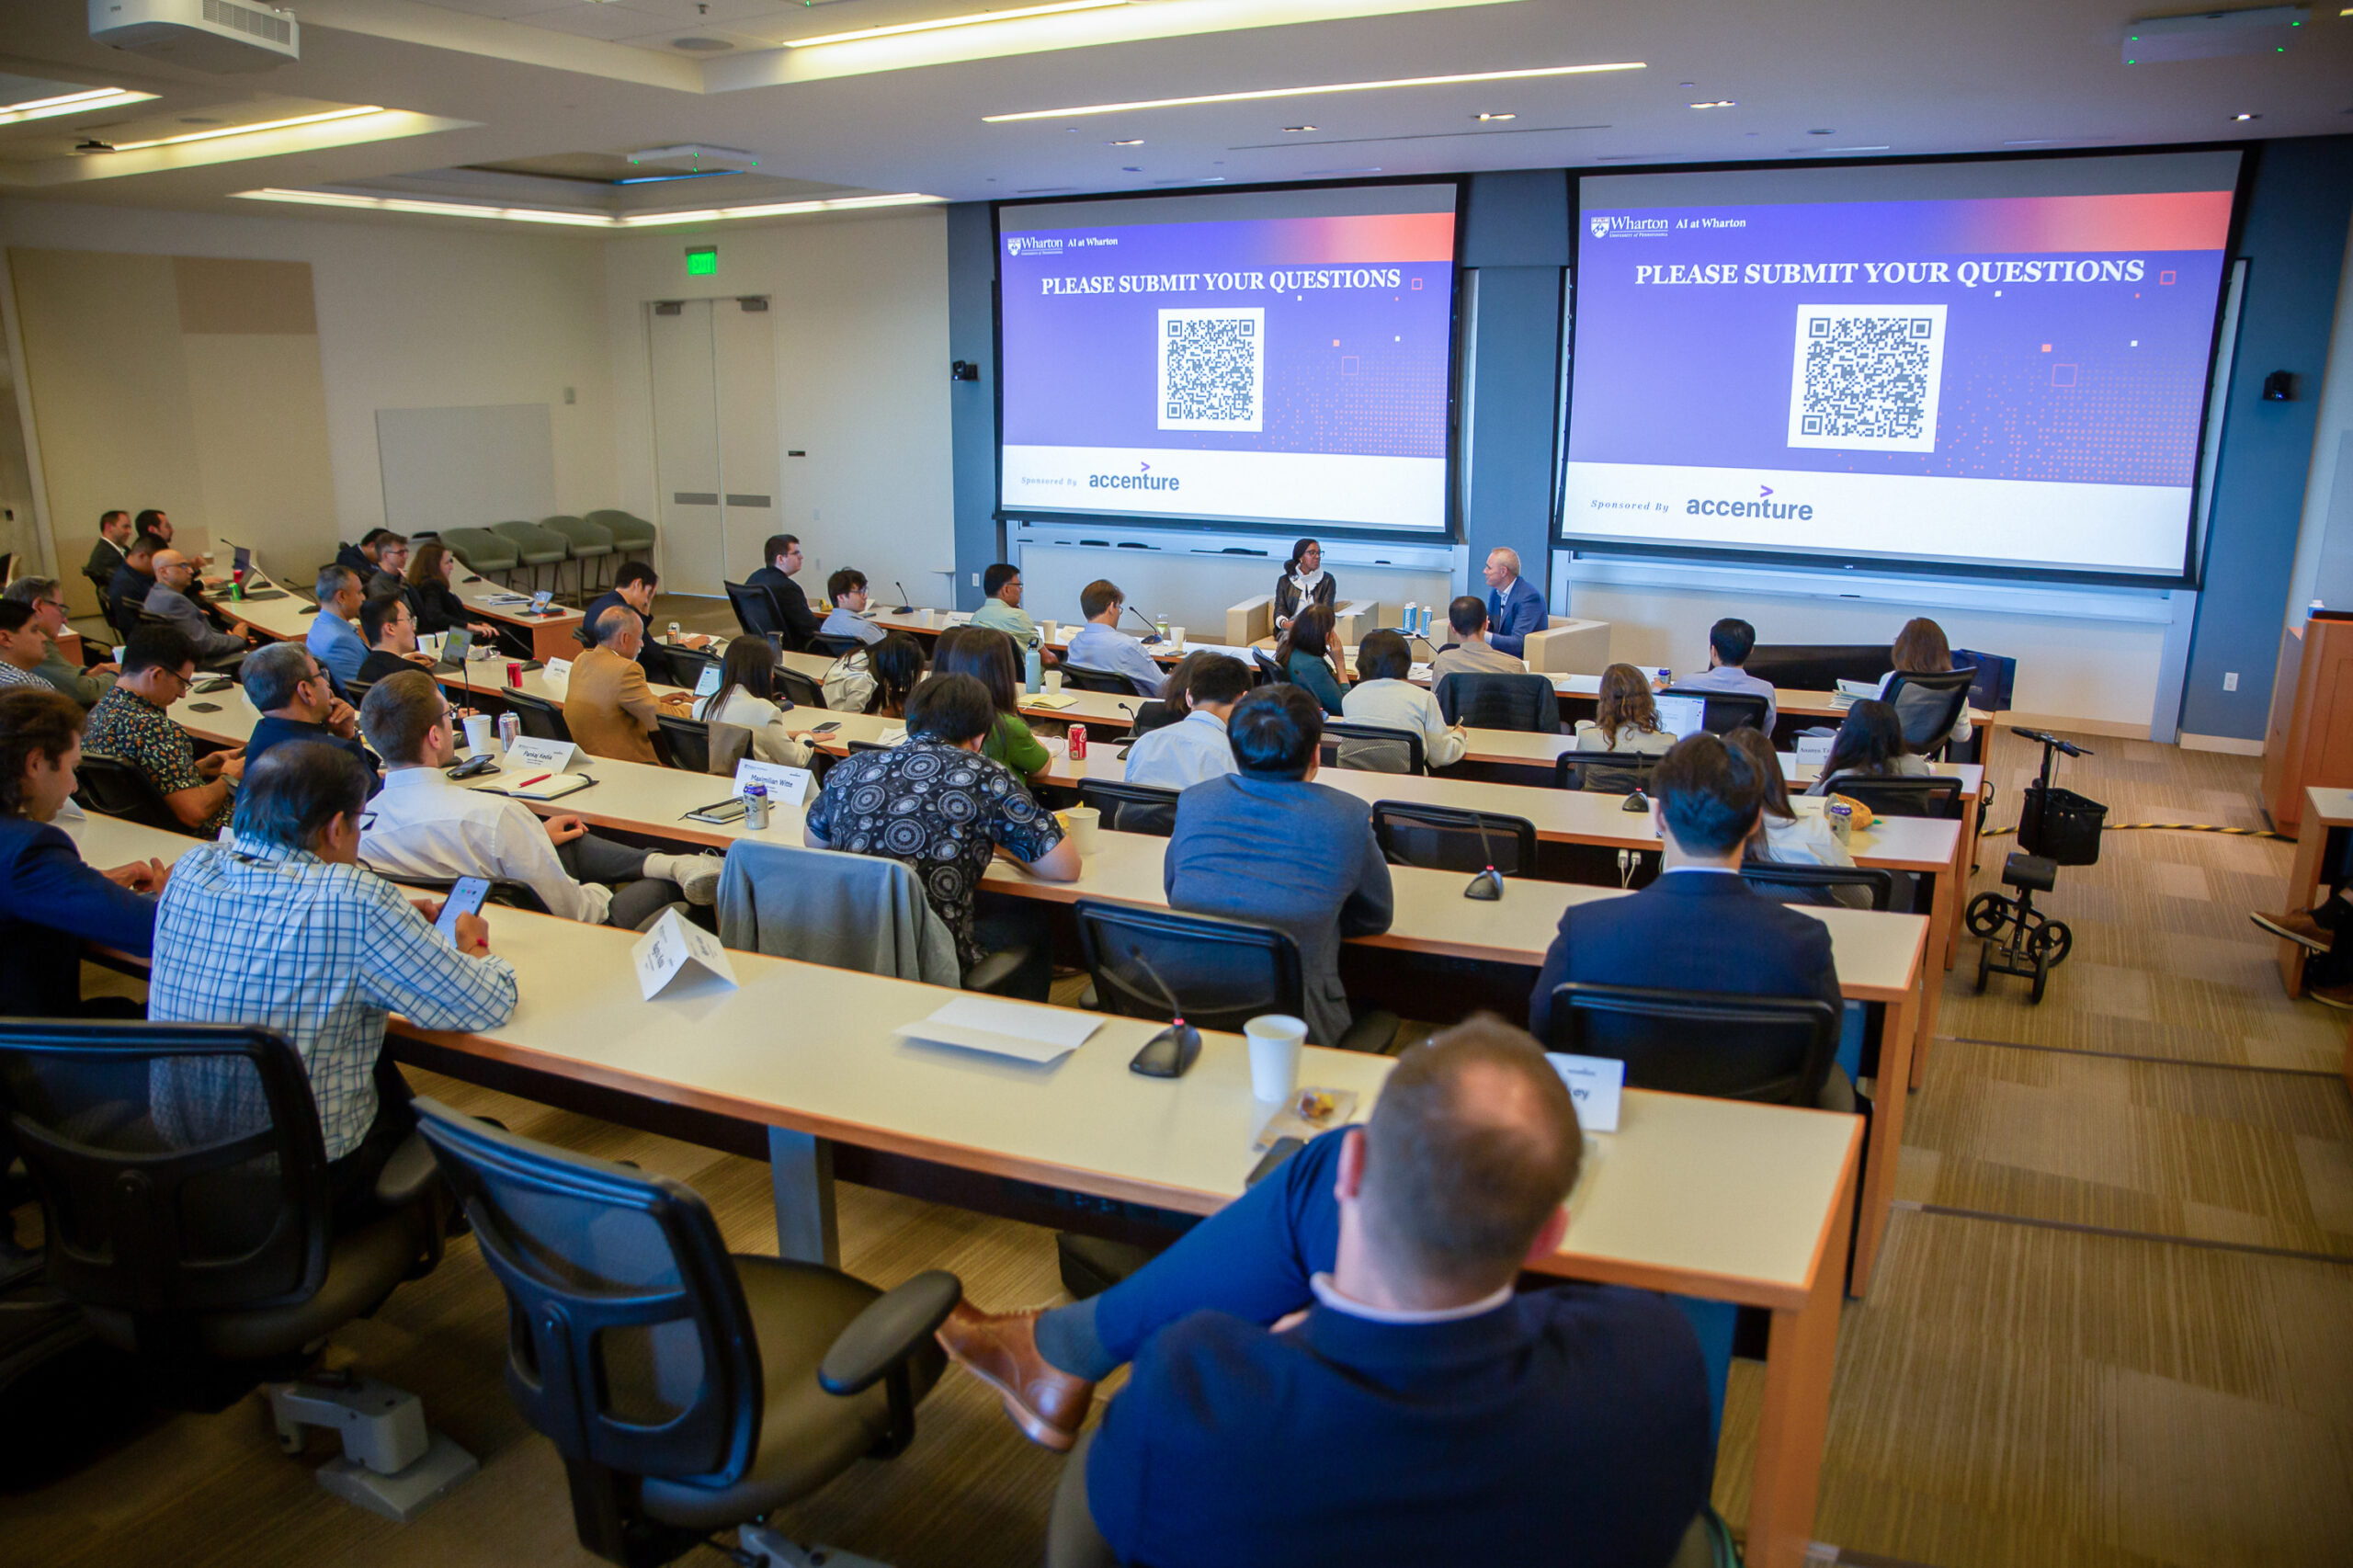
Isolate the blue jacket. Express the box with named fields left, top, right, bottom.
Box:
left=1486, top=574, right=1548, bottom=656
left=0, top=813, right=158, bottom=1016
left=1528, top=868, right=1842, bottom=1041
left=306, top=611, right=368, bottom=693
left=1163, top=774, right=1392, bottom=1048
left=246, top=716, right=382, bottom=799
left=1086, top=1129, right=1713, bottom=1568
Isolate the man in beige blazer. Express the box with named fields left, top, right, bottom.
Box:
left=563, top=606, right=675, bottom=764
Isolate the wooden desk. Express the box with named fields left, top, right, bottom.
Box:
left=61, top=809, right=1861, bottom=1568
left=449, top=571, right=584, bottom=663
left=2277, top=787, right=2353, bottom=1010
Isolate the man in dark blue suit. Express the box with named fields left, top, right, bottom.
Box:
left=1481, top=544, right=1549, bottom=656
left=1528, top=731, right=1849, bottom=1106
left=939, top=1019, right=1713, bottom=1566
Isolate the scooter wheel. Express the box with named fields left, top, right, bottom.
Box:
left=1965, top=892, right=2008, bottom=939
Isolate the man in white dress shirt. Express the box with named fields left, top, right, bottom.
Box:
left=1125, top=654, right=1249, bottom=790
left=1064, top=579, right=1167, bottom=699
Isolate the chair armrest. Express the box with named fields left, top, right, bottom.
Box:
left=372, top=1131, right=443, bottom=1208
left=1521, top=619, right=1610, bottom=675
left=819, top=1269, right=963, bottom=1396
left=1225, top=595, right=1274, bottom=646
left=962, top=944, right=1032, bottom=994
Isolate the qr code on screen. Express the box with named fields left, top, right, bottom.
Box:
left=1786, top=304, right=1948, bottom=454
left=1158, top=308, right=1265, bottom=433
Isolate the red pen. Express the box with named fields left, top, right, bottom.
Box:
left=517, top=772, right=551, bottom=789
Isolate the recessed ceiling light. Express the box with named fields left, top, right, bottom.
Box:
left=1475, top=112, right=1516, bottom=121
left=1688, top=100, right=1736, bottom=109
left=1110, top=138, right=1143, bottom=145
left=984, top=61, right=1647, bottom=122
left=235, top=188, right=943, bottom=228
left=2233, top=111, right=2261, bottom=120
left=788, top=0, right=1121, bottom=48
left=0, top=86, right=156, bottom=127
left=108, top=106, right=387, bottom=153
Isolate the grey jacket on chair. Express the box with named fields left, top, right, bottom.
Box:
left=716, top=839, right=961, bottom=986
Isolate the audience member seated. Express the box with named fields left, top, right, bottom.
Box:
left=970, top=562, right=1056, bottom=664
left=0, top=601, right=55, bottom=693
left=402, top=539, right=503, bottom=642
left=335, top=528, right=387, bottom=578
left=819, top=568, right=886, bottom=647
left=144, top=549, right=256, bottom=669
left=566, top=606, right=688, bottom=764
left=1065, top=579, right=1167, bottom=698
left=1277, top=603, right=1349, bottom=716
left=84, top=507, right=133, bottom=598
left=1164, top=685, right=1393, bottom=1048
left=2, top=576, right=117, bottom=705
left=824, top=631, right=925, bottom=717
left=803, top=672, right=1077, bottom=996
left=695, top=638, right=815, bottom=767
left=1529, top=733, right=1850, bottom=1109
left=1808, top=699, right=1918, bottom=790
left=134, top=508, right=173, bottom=548
left=108, top=532, right=163, bottom=631
left=0, top=687, right=164, bottom=1016
left=1428, top=595, right=1528, bottom=681
left=1126, top=653, right=1249, bottom=789
left=1574, top=662, right=1677, bottom=785
left=84, top=626, right=244, bottom=835
left=147, top=742, right=518, bottom=1230
left=1881, top=616, right=1973, bottom=751
left=1678, top=617, right=1778, bottom=732
left=1273, top=536, right=1337, bottom=632
left=368, top=532, right=410, bottom=597
left=242, top=642, right=381, bottom=797
left=357, top=593, right=434, bottom=687
left=1342, top=628, right=1464, bottom=767
left=1480, top=546, right=1548, bottom=656
left=937, top=1020, right=1712, bottom=1568
left=360, top=672, right=719, bottom=925
left=587, top=562, right=712, bottom=680
left=1725, top=727, right=1868, bottom=908
left=306, top=563, right=370, bottom=692
left=933, top=625, right=1050, bottom=780
left=747, top=532, right=822, bottom=650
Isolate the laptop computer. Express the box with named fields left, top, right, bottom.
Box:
left=1654, top=694, right=1708, bottom=739
left=434, top=627, right=474, bottom=670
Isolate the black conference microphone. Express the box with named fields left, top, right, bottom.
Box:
left=1124, top=945, right=1203, bottom=1079
left=892, top=580, right=915, bottom=615
left=1122, top=601, right=1165, bottom=645
left=1465, top=812, right=1505, bottom=902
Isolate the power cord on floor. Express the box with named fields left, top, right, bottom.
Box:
left=1978, top=821, right=2290, bottom=841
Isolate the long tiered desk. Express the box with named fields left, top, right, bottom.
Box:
left=204, top=545, right=585, bottom=662
left=63, top=808, right=1862, bottom=1568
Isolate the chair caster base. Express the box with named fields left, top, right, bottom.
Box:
left=317, top=1431, right=478, bottom=1522
left=739, top=1523, right=894, bottom=1568
left=267, top=1375, right=476, bottom=1521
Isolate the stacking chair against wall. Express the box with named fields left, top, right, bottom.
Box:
left=1370, top=801, right=1538, bottom=876
left=438, top=528, right=520, bottom=585
left=585, top=509, right=657, bottom=571
left=489, top=520, right=568, bottom=597
left=540, top=515, right=616, bottom=600
left=411, top=1100, right=961, bottom=1568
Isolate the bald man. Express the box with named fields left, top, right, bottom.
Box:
left=144, top=550, right=255, bottom=669
left=1481, top=547, right=1549, bottom=658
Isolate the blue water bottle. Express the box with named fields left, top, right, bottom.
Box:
left=1024, top=637, right=1044, bottom=695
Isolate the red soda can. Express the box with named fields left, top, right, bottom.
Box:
left=506, top=661, right=522, bottom=688
left=1068, top=723, right=1087, bottom=761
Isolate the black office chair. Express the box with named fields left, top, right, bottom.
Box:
left=1882, top=667, right=1977, bottom=757
left=656, top=712, right=712, bottom=773
left=1079, top=778, right=1181, bottom=837
left=1662, top=687, right=1769, bottom=734
left=1370, top=801, right=1538, bottom=877
left=1541, top=983, right=1842, bottom=1108
left=0, top=1022, right=471, bottom=1515
left=724, top=580, right=787, bottom=645
left=1061, top=664, right=1136, bottom=696
left=1073, top=900, right=1401, bottom=1056
left=773, top=664, right=826, bottom=710
left=500, top=687, right=573, bottom=744
left=1741, top=860, right=1896, bottom=911
left=1834, top=776, right=1964, bottom=820
left=1251, top=649, right=1289, bottom=687
left=72, top=752, right=185, bottom=832
left=1323, top=720, right=1424, bottom=776
left=1433, top=671, right=1560, bottom=733
left=811, top=633, right=865, bottom=660
left=1554, top=748, right=1661, bottom=796
left=411, top=1099, right=961, bottom=1568
left=342, top=677, right=375, bottom=709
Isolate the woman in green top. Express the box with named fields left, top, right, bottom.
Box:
left=932, top=625, right=1051, bottom=780
left=1275, top=603, right=1348, bottom=715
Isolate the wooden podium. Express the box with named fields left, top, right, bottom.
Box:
left=2261, top=611, right=2353, bottom=833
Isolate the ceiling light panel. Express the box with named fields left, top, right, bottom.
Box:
left=786, top=0, right=1125, bottom=49
left=983, top=61, right=1646, bottom=121
left=0, top=86, right=156, bottom=126
left=108, top=105, right=386, bottom=152
left=233, top=187, right=942, bottom=228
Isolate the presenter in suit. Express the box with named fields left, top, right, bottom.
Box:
left=1271, top=537, right=1337, bottom=631
left=939, top=1019, right=1714, bottom=1568
left=1480, top=546, right=1548, bottom=657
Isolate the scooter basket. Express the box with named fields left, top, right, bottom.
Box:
left=2018, top=784, right=2105, bottom=866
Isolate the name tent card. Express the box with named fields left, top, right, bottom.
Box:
left=540, top=656, right=572, bottom=694
left=506, top=735, right=577, bottom=774
left=1545, top=1052, right=1626, bottom=1133
left=733, top=758, right=813, bottom=807
left=632, top=907, right=739, bottom=999
left=1796, top=734, right=1835, bottom=767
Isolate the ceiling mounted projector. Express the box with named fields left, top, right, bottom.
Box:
left=89, top=0, right=299, bottom=73
left=627, top=144, right=761, bottom=175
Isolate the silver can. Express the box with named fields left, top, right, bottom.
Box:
left=496, top=712, right=520, bottom=751
left=1826, top=801, right=1852, bottom=844
left=744, top=784, right=770, bottom=831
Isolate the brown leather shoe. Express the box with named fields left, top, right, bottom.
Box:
left=935, top=1301, right=1095, bottom=1451
left=2253, top=909, right=2333, bottom=952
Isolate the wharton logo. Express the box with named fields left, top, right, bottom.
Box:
left=1587, top=214, right=1672, bottom=240
left=1006, top=235, right=1064, bottom=257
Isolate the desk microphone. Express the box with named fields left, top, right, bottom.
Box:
left=892, top=580, right=915, bottom=615
left=1465, top=812, right=1504, bottom=902
left=1123, top=945, right=1202, bottom=1079
left=1122, top=602, right=1165, bottom=644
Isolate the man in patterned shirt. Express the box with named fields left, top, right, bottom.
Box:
left=803, top=672, right=1078, bottom=997
left=0, top=601, right=56, bottom=691
left=148, top=741, right=518, bottom=1227
left=83, top=625, right=244, bottom=835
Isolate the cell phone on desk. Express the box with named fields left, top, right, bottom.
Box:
left=193, top=676, right=233, bottom=693
left=529, top=589, right=554, bottom=614
left=686, top=797, right=750, bottom=824
left=434, top=876, right=491, bottom=946
left=811, top=721, right=842, bottom=734
left=446, top=754, right=498, bottom=780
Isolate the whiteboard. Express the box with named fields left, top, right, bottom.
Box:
left=375, top=403, right=556, bottom=535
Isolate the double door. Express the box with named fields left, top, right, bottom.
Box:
left=646, top=296, right=779, bottom=597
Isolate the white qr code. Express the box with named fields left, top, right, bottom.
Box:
left=1786, top=303, right=1948, bottom=454
left=1158, top=308, right=1265, bottom=433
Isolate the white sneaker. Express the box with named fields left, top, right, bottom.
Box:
left=653, top=851, right=723, bottom=905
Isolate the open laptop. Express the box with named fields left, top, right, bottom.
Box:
left=1654, top=694, right=1708, bottom=739
left=433, top=627, right=474, bottom=670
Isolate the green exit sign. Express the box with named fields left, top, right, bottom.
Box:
left=686, top=245, right=717, bottom=277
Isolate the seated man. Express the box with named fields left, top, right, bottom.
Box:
left=1427, top=595, right=1529, bottom=682
left=242, top=642, right=381, bottom=797
left=144, top=549, right=256, bottom=670
left=108, top=532, right=163, bottom=632
left=1528, top=732, right=1848, bottom=1108
left=0, top=602, right=55, bottom=693
left=819, top=568, right=885, bottom=647
left=85, top=507, right=133, bottom=602
left=803, top=672, right=1078, bottom=995
left=335, top=527, right=388, bottom=578
left=939, top=1019, right=1712, bottom=1567
left=747, top=533, right=821, bottom=650
left=357, top=593, right=434, bottom=687
left=84, top=626, right=244, bottom=835
left=1481, top=546, right=1548, bottom=657
left=1124, top=652, right=1248, bottom=790
left=969, top=562, right=1056, bottom=665
left=564, top=606, right=687, bottom=764
left=359, top=672, right=719, bottom=926
left=368, top=532, right=410, bottom=597
left=1064, top=578, right=1166, bottom=698
left=1677, top=616, right=1778, bottom=733
left=134, top=508, right=173, bottom=548
left=1163, top=685, right=1393, bottom=1048
left=585, top=562, right=713, bottom=682
left=0, top=687, right=165, bottom=1017
left=1342, top=628, right=1467, bottom=768
left=2, top=576, right=118, bottom=706
left=147, top=741, right=518, bottom=1227
left=305, top=563, right=370, bottom=692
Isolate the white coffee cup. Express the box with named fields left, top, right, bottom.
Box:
left=1168, top=625, right=1186, bottom=648
left=461, top=713, right=495, bottom=754
left=1245, top=1014, right=1308, bottom=1102
left=1044, top=669, right=1063, bottom=695
left=1040, top=619, right=1059, bottom=644
left=920, top=608, right=936, bottom=627
left=1064, top=803, right=1098, bottom=855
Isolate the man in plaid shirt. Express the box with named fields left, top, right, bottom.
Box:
left=149, top=740, right=517, bottom=1225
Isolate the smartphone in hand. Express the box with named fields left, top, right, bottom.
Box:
left=434, top=875, right=492, bottom=947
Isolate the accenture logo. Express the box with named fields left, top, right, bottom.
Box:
left=1686, top=486, right=1813, bottom=520
left=1089, top=463, right=1179, bottom=492
left=1006, top=235, right=1063, bottom=257
left=1587, top=214, right=1671, bottom=240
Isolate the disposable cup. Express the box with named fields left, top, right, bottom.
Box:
left=1168, top=625, right=1186, bottom=648
left=1245, top=1015, right=1307, bottom=1102
left=1064, top=804, right=1098, bottom=854
left=1044, top=669, right=1063, bottom=695
left=461, top=713, right=495, bottom=754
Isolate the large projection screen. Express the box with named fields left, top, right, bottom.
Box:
left=1563, top=151, right=2242, bottom=581
left=998, top=183, right=1461, bottom=533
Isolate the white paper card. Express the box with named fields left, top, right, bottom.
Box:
left=1796, top=734, right=1835, bottom=767
left=632, top=907, right=739, bottom=999
left=1546, top=1052, right=1626, bottom=1133
left=733, top=758, right=813, bottom=806
left=506, top=735, right=576, bottom=773
left=540, top=656, right=572, bottom=690
left=1835, top=677, right=1881, bottom=699
left=893, top=995, right=1101, bottom=1063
